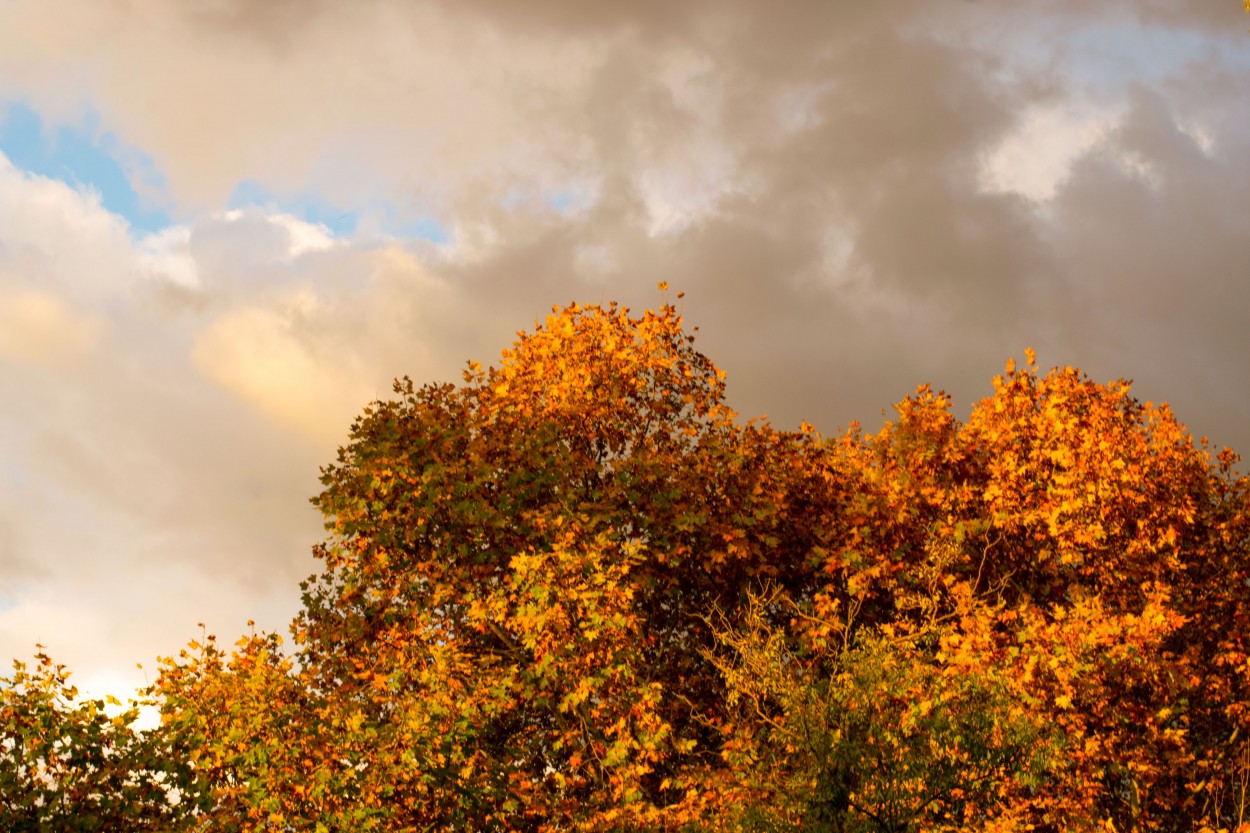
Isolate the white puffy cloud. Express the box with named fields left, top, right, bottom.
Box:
left=0, top=154, right=138, bottom=295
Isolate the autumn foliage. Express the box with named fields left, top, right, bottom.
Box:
left=4, top=297, right=1250, bottom=831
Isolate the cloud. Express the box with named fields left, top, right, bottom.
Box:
left=0, top=287, right=98, bottom=366
left=979, top=100, right=1121, bottom=201
left=192, top=291, right=372, bottom=447
left=0, top=150, right=414, bottom=683
left=1044, top=83, right=1250, bottom=446
left=0, top=153, right=137, bottom=293
left=1, top=0, right=1249, bottom=704
left=0, top=0, right=607, bottom=216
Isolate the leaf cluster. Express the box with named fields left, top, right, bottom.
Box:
left=6, top=299, right=1250, bottom=833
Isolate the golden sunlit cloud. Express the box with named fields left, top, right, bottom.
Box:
left=0, top=287, right=98, bottom=366
left=191, top=294, right=373, bottom=447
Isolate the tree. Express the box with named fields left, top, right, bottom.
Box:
left=156, top=296, right=838, bottom=830
left=0, top=650, right=190, bottom=831
left=704, top=586, right=1059, bottom=833
left=708, top=351, right=1250, bottom=832
left=136, top=297, right=1250, bottom=830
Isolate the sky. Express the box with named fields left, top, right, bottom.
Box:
left=1, top=0, right=1249, bottom=703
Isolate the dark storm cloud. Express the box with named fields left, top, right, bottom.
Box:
left=427, top=3, right=1064, bottom=431
left=1046, top=84, right=1250, bottom=449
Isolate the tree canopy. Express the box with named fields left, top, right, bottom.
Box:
left=4, top=296, right=1250, bottom=832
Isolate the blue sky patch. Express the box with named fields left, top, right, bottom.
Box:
left=228, top=179, right=359, bottom=238
left=0, top=100, right=173, bottom=234
left=369, top=202, right=450, bottom=245
left=227, top=179, right=450, bottom=244
left=547, top=191, right=576, bottom=213
left=1, top=99, right=453, bottom=246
